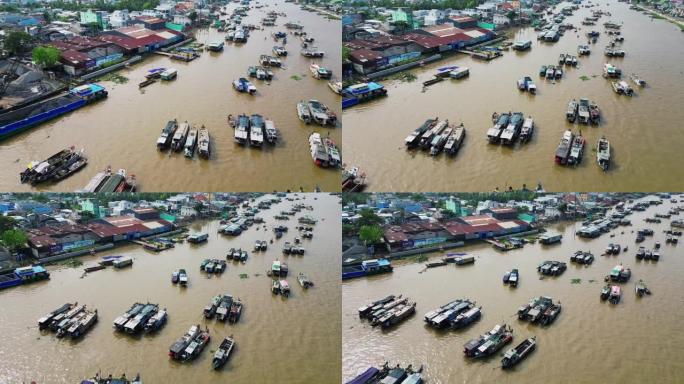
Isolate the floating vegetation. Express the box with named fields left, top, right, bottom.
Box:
left=291, top=75, right=303, bottom=81
left=390, top=72, right=417, bottom=83
left=98, top=73, right=129, bottom=84
left=571, top=278, right=582, bottom=284
left=239, top=273, right=249, bottom=279
left=416, top=254, right=428, bottom=262
left=579, top=75, right=591, bottom=81
left=60, top=259, right=83, bottom=268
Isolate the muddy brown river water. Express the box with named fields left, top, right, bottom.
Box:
left=343, top=195, right=684, bottom=383
left=343, top=0, right=684, bottom=192
left=0, top=193, right=341, bottom=383
left=0, top=2, right=341, bottom=192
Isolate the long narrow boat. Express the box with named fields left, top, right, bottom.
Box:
left=555, top=130, right=574, bottom=165
left=157, top=120, right=178, bottom=150
left=405, top=118, right=437, bottom=148
left=501, top=337, right=536, bottom=369
left=38, top=303, right=74, bottom=329
left=597, top=136, right=611, bottom=171
left=212, top=336, right=236, bottom=370
left=198, top=125, right=210, bottom=158
left=0, top=84, right=108, bottom=141
left=20, top=148, right=87, bottom=185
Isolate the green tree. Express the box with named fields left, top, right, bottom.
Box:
left=342, top=223, right=356, bottom=237
left=189, top=11, right=198, bottom=23
left=32, top=46, right=61, bottom=68
left=31, top=194, right=50, bottom=203
left=0, top=216, right=15, bottom=233
left=342, top=46, right=350, bottom=61
left=358, top=208, right=383, bottom=227
left=1, top=229, right=28, bottom=251
left=359, top=225, right=383, bottom=245
left=4, top=31, right=33, bottom=55
left=43, top=11, right=52, bottom=23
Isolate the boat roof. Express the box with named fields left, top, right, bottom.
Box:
left=345, top=82, right=384, bottom=94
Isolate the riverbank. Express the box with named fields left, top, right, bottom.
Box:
left=634, top=4, right=684, bottom=30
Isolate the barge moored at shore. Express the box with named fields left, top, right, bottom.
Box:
left=342, top=82, right=387, bottom=109
left=0, top=84, right=107, bottom=141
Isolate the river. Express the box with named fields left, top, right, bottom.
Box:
left=0, top=193, right=341, bottom=383
left=343, top=0, right=684, bottom=192
left=342, top=195, right=684, bottom=383
left=0, top=2, right=341, bottom=192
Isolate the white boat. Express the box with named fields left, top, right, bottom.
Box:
left=630, top=73, right=646, bottom=86
left=113, top=257, right=133, bottom=268
left=309, top=63, right=332, bottom=79
left=184, top=128, right=198, bottom=158
left=307, top=99, right=336, bottom=126
left=198, top=126, right=210, bottom=158
left=520, top=117, right=534, bottom=142
left=597, top=136, right=611, bottom=171
left=250, top=124, right=264, bottom=147
left=328, top=81, right=342, bottom=94
left=309, top=133, right=330, bottom=167
left=207, top=41, right=224, bottom=51
left=160, top=68, right=178, bottom=80
left=297, top=101, right=312, bottom=123
left=612, top=80, right=633, bottom=96
left=264, top=119, right=278, bottom=144
left=171, top=122, right=190, bottom=151
left=449, top=67, right=469, bottom=79
left=233, top=78, right=256, bottom=94
left=234, top=125, right=248, bottom=145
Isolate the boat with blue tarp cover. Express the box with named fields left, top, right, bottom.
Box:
left=0, top=265, right=50, bottom=290
left=0, top=84, right=107, bottom=140
left=342, top=259, right=393, bottom=280
left=342, top=82, right=387, bottom=109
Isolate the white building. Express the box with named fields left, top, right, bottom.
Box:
left=423, top=9, right=446, bottom=26
left=109, top=10, right=130, bottom=28
left=493, top=13, right=511, bottom=26
left=173, top=14, right=192, bottom=25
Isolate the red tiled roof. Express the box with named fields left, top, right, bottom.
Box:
left=345, top=36, right=410, bottom=50
left=59, top=49, right=92, bottom=65
left=86, top=222, right=130, bottom=237
left=384, top=227, right=408, bottom=243
left=349, top=48, right=384, bottom=63
left=27, top=224, right=89, bottom=237
left=133, top=207, right=157, bottom=214
left=103, top=215, right=143, bottom=228
left=451, top=16, right=476, bottom=23
left=99, top=34, right=145, bottom=50
left=404, top=33, right=455, bottom=49
left=422, top=24, right=465, bottom=37
left=490, top=207, right=517, bottom=214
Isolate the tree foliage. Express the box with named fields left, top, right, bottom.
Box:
left=358, top=208, right=383, bottom=227
left=1, top=229, right=28, bottom=251
left=32, top=46, right=61, bottom=67
left=359, top=225, right=383, bottom=245
left=4, top=31, right=33, bottom=55
left=0, top=216, right=15, bottom=233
